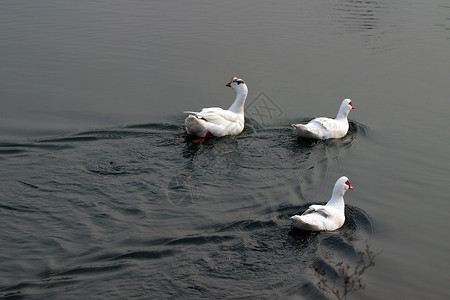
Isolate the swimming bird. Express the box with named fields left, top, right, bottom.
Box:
left=291, top=99, right=355, bottom=140
left=184, top=76, right=248, bottom=142
left=290, top=176, right=354, bottom=231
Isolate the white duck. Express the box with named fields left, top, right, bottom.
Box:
left=290, top=176, right=354, bottom=231
left=291, top=99, right=355, bottom=140
left=184, top=76, right=248, bottom=141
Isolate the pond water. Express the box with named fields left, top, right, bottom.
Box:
left=1, top=0, right=449, bottom=299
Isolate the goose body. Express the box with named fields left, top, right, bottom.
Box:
left=292, top=99, right=355, bottom=140
left=184, top=77, right=248, bottom=138
left=290, top=176, right=354, bottom=231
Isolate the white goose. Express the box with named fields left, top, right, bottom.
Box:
left=184, top=77, right=248, bottom=141
left=291, top=99, right=355, bottom=140
left=290, top=176, right=354, bottom=231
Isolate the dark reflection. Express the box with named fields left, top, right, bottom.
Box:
left=178, top=137, right=248, bottom=198
left=179, top=117, right=259, bottom=179
left=287, top=120, right=368, bottom=171
left=287, top=121, right=368, bottom=198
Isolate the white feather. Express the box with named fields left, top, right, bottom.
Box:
left=292, top=99, right=354, bottom=140
left=184, top=77, right=248, bottom=138
left=290, top=176, right=353, bottom=231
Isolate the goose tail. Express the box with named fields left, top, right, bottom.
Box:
left=185, top=115, right=208, bottom=137
left=290, top=215, right=321, bottom=231
left=292, top=124, right=319, bottom=139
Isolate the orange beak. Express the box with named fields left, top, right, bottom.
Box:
left=226, top=76, right=237, bottom=87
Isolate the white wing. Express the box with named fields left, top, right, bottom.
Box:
left=310, top=117, right=339, bottom=132
left=302, top=205, right=331, bottom=218
left=184, top=108, right=239, bottom=124
left=184, top=107, right=243, bottom=137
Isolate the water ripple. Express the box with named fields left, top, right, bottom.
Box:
left=109, top=249, right=178, bottom=261
left=166, top=235, right=236, bottom=246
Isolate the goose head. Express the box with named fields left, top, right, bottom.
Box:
left=327, top=176, right=354, bottom=209
left=226, top=76, right=247, bottom=93
left=335, top=176, right=354, bottom=192
left=337, top=98, right=355, bottom=119
left=332, top=176, right=354, bottom=198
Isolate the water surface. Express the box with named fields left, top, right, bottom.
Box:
left=1, top=0, right=449, bottom=299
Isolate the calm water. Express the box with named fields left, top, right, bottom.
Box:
left=1, top=0, right=449, bottom=299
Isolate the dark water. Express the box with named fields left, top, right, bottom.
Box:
left=1, top=1, right=449, bottom=299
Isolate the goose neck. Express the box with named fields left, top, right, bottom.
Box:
left=327, top=187, right=346, bottom=210
left=228, top=86, right=248, bottom=114
left=336, top=110, right=349, bottom=120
